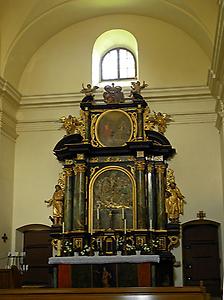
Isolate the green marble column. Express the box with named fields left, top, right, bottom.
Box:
left=155, top=164, right=166, bottom=230
left=135, top=159, right=147, bottom=229
left=136, top=104, right=144, bottom=140
left=147, top=163, right=154, bottom=229
left=72, top=160, right=87, bottom=231
left=63, top=166, right=73, bottom=232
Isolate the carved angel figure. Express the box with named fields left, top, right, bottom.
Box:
left=129, top=80, right=148, bottom=99
left=80, top=83, right=99, bottom=103
left=103, top=83, right=124, bottom=103
left=60, top=115, right=81, bottom=135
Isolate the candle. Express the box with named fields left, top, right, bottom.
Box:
left=124, top=219, right=127, bottom=235
left=149, top=219, right=152, bottom=230
left=121, top=208, right=125, bottom=219
left=62, top=222, right=65, bottom=234
left=97, top=208, right=100, bottom=220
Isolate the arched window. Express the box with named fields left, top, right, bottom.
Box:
left=101, top=48, right=136, bottom=81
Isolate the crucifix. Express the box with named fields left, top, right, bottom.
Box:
left=1, top=233, right=8, bottom=243
left=197, top=210, right=206, bottom=220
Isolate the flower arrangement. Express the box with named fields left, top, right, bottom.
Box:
left=63, top=240, right=73, bottom=256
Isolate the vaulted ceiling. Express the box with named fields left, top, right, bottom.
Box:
left=0, top=0, right=219, bottom=89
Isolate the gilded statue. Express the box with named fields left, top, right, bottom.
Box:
left=45, top=185, right=64, bottom=225
left=129, top=80, right=148, bottom=99
left=165, top=182, right=184, bottom=223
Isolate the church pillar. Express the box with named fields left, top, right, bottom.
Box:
left=155, top=164, right=166, bottom=230
left=63, top=163, right=74, bottom=232
left=135, top=157, right=147, bottom=229
left=72, top=156, right=87, bottom=231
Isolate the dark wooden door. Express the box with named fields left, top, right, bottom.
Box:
left=22, top=230, right=51, bottom=287
left=182, top=220, right=221, bottom=297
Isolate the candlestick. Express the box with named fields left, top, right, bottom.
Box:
left=124, top=219, right=127, bottom=235
left=121, top=207, right=125, bottom=220
left=149, top=219, right=152, bottom=230
left=97, top=208, right=100, bottom=220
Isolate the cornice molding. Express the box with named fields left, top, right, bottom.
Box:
left=17, top=85, right=216, bottom=132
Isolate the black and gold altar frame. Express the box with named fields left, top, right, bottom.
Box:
left=53, top=98, right=179, bottom=259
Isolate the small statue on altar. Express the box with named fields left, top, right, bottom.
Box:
left=103, top=83, right=124, bottom=104
left=102, top=267, right=112, bottom=287
left=80, top=83, right=99, bottom=103
left=129, top=80, right=148, bottom=100
left=165, top=182, right=184, bottom=223
left=45, top=185, right=64, bottom=225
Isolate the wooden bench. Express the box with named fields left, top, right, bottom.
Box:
left=0, top=286, right=210, bottom=300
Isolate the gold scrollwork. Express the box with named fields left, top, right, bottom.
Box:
left=129, top=111, right=138, bottom=140
left=168, top=235, right=179, bottom=251
left=127, top=165, right=135, bottom=176
left=57, top=171, right=66, bottom=191
left=105, top=157, right=121, bottom=162
left=90, top=166, right=100, bottom=178
left=91, top=113, right=100, bottom=147
left=63, top=168, right=73, bottom=177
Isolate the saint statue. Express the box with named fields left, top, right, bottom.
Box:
left=45, top=185, right=64, bottom=225
left=165, top=182, right=184, bottom=223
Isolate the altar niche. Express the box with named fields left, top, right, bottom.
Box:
left=89, top=166, right=136, bottom=232
left=50, top=86, right=184, bottom=287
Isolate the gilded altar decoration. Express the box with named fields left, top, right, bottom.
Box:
left=144, top=109, right=172, bottom=134
left=80, top=83, right=99, bottom=103
left=129, top=80, right=148, bottom=100
left=165, top=169, right=185, bottom=223
left=45, top=185, right=64, bottom=225
left=103, top=83, right=124, bottom=104
left=60, top=115, right=82, bottom=135
left=51, top=78, right=183, bottom=289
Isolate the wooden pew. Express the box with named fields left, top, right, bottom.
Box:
left=0, top=286, right=210, bottom=300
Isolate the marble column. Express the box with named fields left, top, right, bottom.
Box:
left=63, top=165, right=73, bottom=232
left=72, top=159, right=87, bottom=231
left=135, top=159, right=147, bottom=229
left=155, top=164, right=166, bottom=230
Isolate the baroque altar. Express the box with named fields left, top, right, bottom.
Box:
left=47, top=82, right=184, bottom=287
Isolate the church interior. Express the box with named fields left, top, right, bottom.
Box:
left=0, top=1, right=224, bottom=299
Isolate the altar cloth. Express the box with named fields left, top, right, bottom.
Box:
left=49, top=254, right=160, bottom=265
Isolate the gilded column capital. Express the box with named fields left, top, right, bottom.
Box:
left=147, top=164, right=153, bottom=173
left=64, top=167, right=73, bottom=177
left=135, top=160, right=145, bottom=171
left=74, top=163, right=87, bottom=174
left=155, top=164, right=166, bottom=174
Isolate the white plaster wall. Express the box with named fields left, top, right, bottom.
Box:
left=19, top=14, right=210, bottom=95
